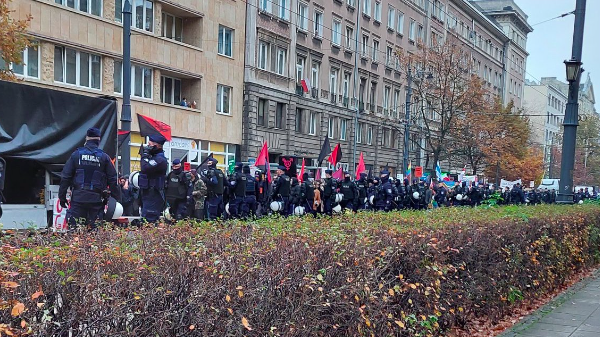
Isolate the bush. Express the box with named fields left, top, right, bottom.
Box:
left=1, top=204, right=599, bottom=336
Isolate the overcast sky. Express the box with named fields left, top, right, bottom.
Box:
left=516, top=0, right=599, bottom=90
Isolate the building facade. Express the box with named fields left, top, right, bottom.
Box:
left=523, top=78, right=566, bottom=178
left=241, top=0, right=531, bottom=175
left=7, top=0, right=246, bottom=171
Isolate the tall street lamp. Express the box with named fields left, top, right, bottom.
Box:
left=557, top=0, right=587, bottom=203
left=120, top=0, right=133, bottom=176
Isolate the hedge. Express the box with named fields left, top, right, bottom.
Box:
left=1, top=204, right=600, bottom=336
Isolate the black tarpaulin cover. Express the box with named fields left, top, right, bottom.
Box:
left=0, top=81, right=118, bottom=168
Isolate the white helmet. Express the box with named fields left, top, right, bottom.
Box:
left=369, top=195, right=375, bottom=205
left=105, top=197, right=123, bottom=219
left=270, top=201, right=284, bottom=212
left=525, top=198, right=530, bottom=203
left=225, top=203, right=230, bottom=215
left=332, top=204, right=342, bottom=214
left=294, top=206, right=305, bottom=216
left=335, top=193, right=343, bottom=203
left=129, top=171, right=140, bottom=188
left=412, top=191, right=420, bottom=199
left=578, top=200, right=584, bottom=204
left=456, top=194, right=463, bottom=201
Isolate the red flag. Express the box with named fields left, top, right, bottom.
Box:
left=328, top=143, right=342, bottom=167
left=301, top=78, right=310, bottom=93
left=298, top=158, right=306, bottom=183
left=315, top=167, right=321, bottom=181
left=137, top=114, right=172, bottom=141
left=356, top=152, right=366, bottom=180
left=255, top=142, right=268, bottom=166
left=332, top=167, right=344, bottom=180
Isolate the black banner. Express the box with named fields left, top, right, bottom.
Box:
left=279, top=156, right=298, bottom=178
left=0, top=81, right=118, bottom=171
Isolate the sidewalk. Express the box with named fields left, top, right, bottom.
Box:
left=501, top=270, right=600, bottom=337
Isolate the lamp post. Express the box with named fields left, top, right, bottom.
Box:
left=557, top=0, right=587, bottom=204
left=403, top=67, right=412, bottom=181
left=120, top=0, right=133, bottom=176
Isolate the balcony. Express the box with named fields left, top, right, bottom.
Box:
left=330, top=93, right=337, bottom=104
left=359, top=101, right=364, bottom=112
left=343, top=97, right=349, bottom=108
left=311, top=88, right=319, bottom=99
left=295, top=84, right=304, bottom=96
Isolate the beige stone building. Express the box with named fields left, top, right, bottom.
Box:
left=7, top=0, right=246, bottom=170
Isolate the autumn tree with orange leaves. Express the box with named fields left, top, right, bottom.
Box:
left=396, top=35, right=488, bottom=171
left=0, top=0, right=32, bottom=81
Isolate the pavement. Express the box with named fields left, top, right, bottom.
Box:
left=501, top=270, right=600, bottom=337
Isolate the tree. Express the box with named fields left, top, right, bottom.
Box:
left=396, top=35, right=488, bottom=171
left=573, top=114, right=600, bottom=186
left=0, top=0, right=32, bottom=81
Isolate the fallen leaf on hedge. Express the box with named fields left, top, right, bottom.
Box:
left=189, top=325, right=195, bottom=330
left=227, top=308, right=233, bottom=315
left=236, top=286, right=243, bottom=290
left=20, top=320, right=26, bottom=328
left=241, top=316, right=252, bottom=331
left=11, top=302, right=25, bottom=317
left=317, top=274, right=323, bottom=281
left=388, top=289, right=395, bottom=296
left=238, top=290, right=244, bottom=298
left=2, top=282, right=19, bottom=289
left=37, top=302, right=45, bottom=308
left=395, top=320, right=405, bottom=328
left=226, top=295, right=231, bottom=302
left=31, top=290, right=44, bottom=300
left=409, top=284, right=417, bottom=289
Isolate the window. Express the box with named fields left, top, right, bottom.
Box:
left=276, top=47, right=286, bottom=75
left=298, top=2, right=308, bottom=31
left=409, top=19, right=415, bottom=41
left=113, top=61, right=152, bottom=98
left=278, top=0, right=289, bottom=20
left=356, top=123, right=363, bottom=143
left=258, top=99, right=267, bottom=126
left=309, top=111, right=317, bottom=135
left=362, top=0, right=371, bottom=16
left=383, top=128, right=390, bottom=147
left=369, top=82, right=377, bottom=109
left=161, top=13, right=183, bottom=42
left=342, top=72, right=350, bottom=100
left=367, top=125, right=373, bottom=145
left=397, top=12, right=404, bottom=34
left=1, top=45, right=39, bottom=78
left=296, top=55, right=305, bottom=82
left=56, top=0, right=102, bottom=16
left=386, top=46, right=393, bottom=66
left=347, top=0, right=355, bottom=6
left=518, top=84, right=521, bottom=98
left=259, top=0, right=271, bottom=12
left=275, top=102, right=285, bottom=129
left=116, top=0, right=153, bottom=32
left=345, top=26, right=354, bottom=49
left=393, top=89, right=400, bottom=118
left=372, top=40, right=379, bottom=61
left=311, top=62, right=320, bottom=89
left=216, top=84, right=231, bottom=114
left=374, top=2, right=381, bottom=22
left=314, top=11, right=323, bottom=37
left=258, top=41, right=270, bottom=70
left=160, top=76, right=181, bottom=105
left=218, top=25, right=233, bottom=57
left=387, top=6, right=395, bottom=30
left=328, top=117, right=334, bottom=138
left=332, top=20, right=342, bottom=46
left=340, top=119, right=347, bottom=140
left=361, top=35, right=369, bottom=56
left=295, top=108, right=303, bottom=133
left=383, top=86, right=390, bottom=114
left=330, top=68, right=338, bottom=100
left=417, top=24, right=423, bottom=42
left=54, top=46, right=101, bottom=90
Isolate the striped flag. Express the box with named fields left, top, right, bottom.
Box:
left=435, top=161, right=442, bottom=181
left=405, top=162, right=412, bottom=181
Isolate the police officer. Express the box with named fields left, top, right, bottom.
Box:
left=228, top=163, right=245, bottom=218
left=272, top=165, right=291, bottom=216
left=59, top=127, right=120, bottom=228
left=290, top=177, right=302, bottom=215
left=165, top=159, right=191, bottom=220
left=300, top=173, right=315, bottom=216
left=355, top=173, right=368, bottom=211
left=339, top=171, right=358, bottom=212
left=435, top=183, right=447, bottom=207
left=376, top=170, right=394, bottom=211
left=203, top=158, right=225, bottom=220
left=241, top=165, right=257, bottom=218
left=138, top=135, right=168, bottom=222
left=321, top=169, right=335, bottom=215
left=255, top=170, right=269, bottom=216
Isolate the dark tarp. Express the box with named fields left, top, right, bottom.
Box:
left=0, top=81, right=118, bottom=175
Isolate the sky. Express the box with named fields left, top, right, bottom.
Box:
left=516, top=0, right=599, bottom=89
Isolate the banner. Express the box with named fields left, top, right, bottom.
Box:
left=414, top=166, right=423, bottom=178
left=279, top=156, right=298, bottom=177
left=500, top=179, right=522, bottom=189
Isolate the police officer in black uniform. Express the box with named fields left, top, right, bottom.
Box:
left=376, top=170, right=394, bottom=211
left=434, top=182, right=447, bottom=207
left=255, top=170, right=269, bottom=216
left=228, top=163, right=245, bottom=218
left=241, top=165, right=257, bottom=218
left=355, top=173, right=368, bottom=211
left=300, top=173, right=315, bottom=216
left=59, top=127, right=120, bottom=228
left=165, top=159, right=191, bottom=220
left=203, top=157, right=225, bottom=220
left=321, top=169, right=335, bottom=215
left=138, top=135, right=168, bottom=222
left=339, top=171, right=358, bottom=212
left=272, top=165, right=291, bottom=216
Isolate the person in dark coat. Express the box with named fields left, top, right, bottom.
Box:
left=321, top=170, right=335, bottom=215
left=138, top=134, right=168, bottom=222
left=119, top=176, right=134, bottom=216
left=339, top=171, right=358, bottom=212
left=59, top=127, right=120, bottom=229
left=271, top=165, right=291, bottom=216
left=165, top=159, right=191, bottom=220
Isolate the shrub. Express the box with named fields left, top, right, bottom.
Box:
left=0, top=204, right=599, bottom=336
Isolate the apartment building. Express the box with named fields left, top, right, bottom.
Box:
left=241, top=0, right=531, bottom=174
left=7, top=0, right=245, bottom=171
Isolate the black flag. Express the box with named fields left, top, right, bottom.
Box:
left=317, top=136, right=331, bottom=166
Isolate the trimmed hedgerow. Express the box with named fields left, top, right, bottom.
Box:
left=1, top=205, right=599, bottom=336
